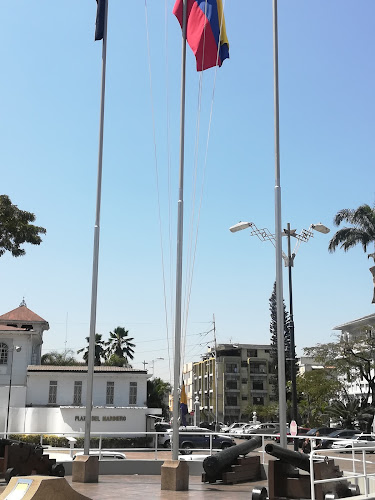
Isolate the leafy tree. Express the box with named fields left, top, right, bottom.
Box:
left=304, top=331, right=375, bottom=406
left=77, top=333, right=106, bottom=366
left=104, top=353, right=131, bottom=368
left=105, top=326, right=135, bottom=366
left=296, top=369, right=342, bottom=428
left=0, top=195, right=46, bottom=257
left=269, top=282, right=292, bottom=400
left=243, top=403, right=279, bottom=422
left=41, top=349, right=77, bottom=366
left=147, top=377, right=172, bottom=418
left=328, top=204, right=375, bottom=302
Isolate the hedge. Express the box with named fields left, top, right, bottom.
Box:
left=9, top=434, right=153, bottom=449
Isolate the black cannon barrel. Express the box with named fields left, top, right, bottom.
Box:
left=203, top=436, right=262, bottom=478
left=265, top=443, right=313, bottom=472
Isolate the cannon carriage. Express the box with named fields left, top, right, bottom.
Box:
left=0, top=438, right=65, bottom=483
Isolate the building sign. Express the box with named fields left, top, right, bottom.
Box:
left=75, top=415, right=127, bottom=422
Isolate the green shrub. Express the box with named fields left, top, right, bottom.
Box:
left=9, top=434, right=153, bottom=449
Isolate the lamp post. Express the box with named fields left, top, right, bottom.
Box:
left=5, top=345, right=22, bottom=438
left=229, top=220, right=329, bottom=448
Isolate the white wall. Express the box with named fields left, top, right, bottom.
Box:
left=3, top=406, right=162, bottom=434
left=26, top=371, right=148, bottom=407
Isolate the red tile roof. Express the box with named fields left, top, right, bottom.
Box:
left=28, top=365, right=147, bottom=373
left=0, top=305, right=47, bottom=324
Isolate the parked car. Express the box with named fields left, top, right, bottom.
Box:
left=274, top=426, right=310, bottom=444
left=331, top=435, right=375, bottom=453
left=168, top=426, right=236, bottom=454
left=298, top=427, right=337, bottom=448
left=222, top=422, right=249, bottom=433
left=155, top=422, right=172, bottom=448
left=73, top=451, right=126, bottom=460
left=320, top=429, right=361, bottom=449
left=228, top=423, right=251, bottom=435
left=245, top=422, right=280, bottom=438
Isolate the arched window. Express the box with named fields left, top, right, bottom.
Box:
left=0, top=343, right=9, bottom=364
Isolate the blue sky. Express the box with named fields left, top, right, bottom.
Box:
left=1, top=1, right=374, bottom=383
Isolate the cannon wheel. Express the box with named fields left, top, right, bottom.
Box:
left=347, top=483, right=360, bottom=496
left=180, top=443, right=193, bottom=455
left=164, top=440, right=171, bottom=449
left=252, top=487, right=268, bottom=500
left=5, top=467, right=16, bottom=484
left=51, top=463, right=65, bottom=477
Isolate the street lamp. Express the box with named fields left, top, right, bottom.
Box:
left=5, top=345, right=22, bottom=438
left=229, top=220, right=329, bottom=448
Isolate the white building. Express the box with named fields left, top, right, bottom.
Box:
left=333, top=313, right=375, bottom=403
left=0, top=301, right=161, bottom=435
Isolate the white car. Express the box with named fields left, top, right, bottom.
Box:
left=331, top=435, right=375, bottom=453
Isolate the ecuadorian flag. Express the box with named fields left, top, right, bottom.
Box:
left=173, top=0, right=229, bottom=71
left=180, top=383, right=188, bottom=426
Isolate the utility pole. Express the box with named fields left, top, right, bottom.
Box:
left=213, top=314, right=219, bottom=431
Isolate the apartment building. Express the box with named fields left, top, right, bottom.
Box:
left=184, top=343, right=274, bottom=424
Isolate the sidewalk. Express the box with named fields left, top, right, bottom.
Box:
left=65, top=475, right=266, bottom=499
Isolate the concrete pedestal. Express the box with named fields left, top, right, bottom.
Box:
left=161, top=460, right=189, bottom=491
left=0, top=476, right=91, bottom=500
left=72, top=455, right=99, bottom=483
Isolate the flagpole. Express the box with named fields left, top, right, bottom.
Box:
left=84, top=0, right=108, bottom=455
left=272, top=0, right=287, bottom=448
left=172, top=0, right=187, bottom=462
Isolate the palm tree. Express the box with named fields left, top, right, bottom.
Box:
left=329, top=204, right=375, bottom=302
left=77, top=333, right=106, bottom=366
left=105, top=326, right=135, bottom=366
left=328, top=204, right=375, bottom=255
left=41, top=349, right=77, bottom=366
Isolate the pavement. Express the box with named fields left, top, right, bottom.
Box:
left=1, top=447, right=375, bottom=499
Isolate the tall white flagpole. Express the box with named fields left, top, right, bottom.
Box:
left=172, top=0, right=187, bottom=462
left=84, top=0, right=109, bottom=455
left=272, top=0, right=287, bottom=448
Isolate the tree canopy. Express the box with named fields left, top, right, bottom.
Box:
left=269, top=282, right=291, bottom=400
left=328, top=204, right=375, bottom=255
left=0, top=195, right=46, bottom=257
left=77, top=334, right=106, bottom=366
left=41, top=349, right=77, bottom=366
left=147, top=377, right=172, bottom=418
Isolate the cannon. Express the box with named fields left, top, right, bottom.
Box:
left=264, top=443, right=359, bottom=500
left=202, top=436, right=262, bottom=484
left=0, top=439, right=65, bottom=483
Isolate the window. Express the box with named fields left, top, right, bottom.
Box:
left=247, top=349, right=258, bottom=358
left=73, top=381, right=82, bottom=405
left=241, top=396, right=248, bottom=401
left=253, top=380, right=264, bottom=391
left=241, top=361, right=248, bottom=368
left=49, top=381, right=57, bottom=404
left=0, top=343, right=8, bottom=365
left=226, top=380, right=237, bottom=390
left=226, top=395, right=238, bottom=406
left=253, top=396, right=264, bottom=405
left=106, top=381, right=114, bottom=405
left=241, top=378, right=248, bottom=384
left=129, top=382, right=137, bottom=405
left=226, top=363, right=238, bottom=374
